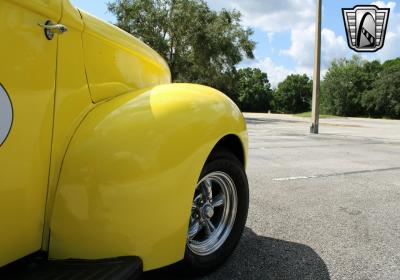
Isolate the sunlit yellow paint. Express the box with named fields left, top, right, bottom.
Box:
left=80, top=11, right=171, bottom=103
left=0, top=0, right=247, bottom=271
left=50, top=84, right=247, bottom=271
left=0, top=0, right=61, bottom=267
left=42, top=0, right=94, bottom=250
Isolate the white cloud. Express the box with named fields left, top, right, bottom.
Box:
left=211, top=0, right=348, bottom=79
left=267, top=32, right=275, bottom=43
left=239, top=57, right=294, bottom=87
left=372, top=1, right=400, bottom=61
left=281, top=24, right=348, bottom=74
left=238, top=23, right=349, bottom=87
left=211, top=0, right=315, bottom=33
left=241, top=55, right=332, bottom=87
left=321, top=29, right=349, bottom=68
left=280, top=25, right=314, bottom=72
left=210, top=0, right=400, bottom=84
left=371, top=1, right=396, bottom=9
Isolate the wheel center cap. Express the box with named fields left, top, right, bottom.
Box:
left=203, top=205, right=214, bottom=218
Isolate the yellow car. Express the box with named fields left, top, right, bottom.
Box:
left=0, top=0, right=249, bottom=278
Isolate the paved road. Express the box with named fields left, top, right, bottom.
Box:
left=144, top=113, right=400, bottom=280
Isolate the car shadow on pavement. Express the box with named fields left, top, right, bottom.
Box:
left=141, top=227, right=330, bottom=280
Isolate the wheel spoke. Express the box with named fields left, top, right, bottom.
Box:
left=192, top=193, right=201, bottom=211
left=204, top=218, right=215, bottom=237
left=202, top=179, right=213, bottom=200
left=193, top=193, right=202, bottom=205
left=188, top=171, right=239, bottom=255
left=212, top=194, right=225, bottom=208
left=188, top=221, right=201, bottom=240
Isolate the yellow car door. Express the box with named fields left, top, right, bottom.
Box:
left=0, top=0, right=62, bottom=266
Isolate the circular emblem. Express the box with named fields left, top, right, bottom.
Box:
left=0, top=85, right=13, bottom=146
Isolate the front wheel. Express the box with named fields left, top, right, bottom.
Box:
left=182, top=149, right=249, bottom=274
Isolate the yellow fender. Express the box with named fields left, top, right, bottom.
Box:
left=49, top=83, right=247, bottom=271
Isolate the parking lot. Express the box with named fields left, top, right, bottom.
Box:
left=144, top=113, right=400, bottom=280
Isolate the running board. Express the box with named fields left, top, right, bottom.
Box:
left=0, top=255, right=142, bottom=280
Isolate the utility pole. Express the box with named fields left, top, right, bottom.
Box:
left=311, top=0, right=322, bottom=134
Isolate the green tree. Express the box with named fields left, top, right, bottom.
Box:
left=235, top=68, right=272, bottom=112
left=382, top=57, right=400, bottom=69
left=108, top=0, right=255, bottom=100
left=362, top=60, right=400, bottom=118
left=273, top=74, right=312, bottom=114
left=321, top=56, right=381, bottom=117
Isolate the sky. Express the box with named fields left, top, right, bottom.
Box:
left=70, top=0, right=400, bottom=87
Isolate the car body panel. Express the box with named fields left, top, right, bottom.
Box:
left=0, top=0, right=248, bottom=271
left=80, top=11, right=171, bottom=103
left=8, top=0, right=62, bottom=22
left=42, top=0, right=94, bottom=249
left=0, top=0, right=61, bottom=267
left=49, top=83, right=247, bottom=270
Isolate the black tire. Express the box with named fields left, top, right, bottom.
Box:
left=180, top=149, right=249, bottom=275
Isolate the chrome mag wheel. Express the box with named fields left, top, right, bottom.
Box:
left=187, top=171, right=238, bottom=256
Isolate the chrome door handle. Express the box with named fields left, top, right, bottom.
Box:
left=39, top=20, right=68, bottom=40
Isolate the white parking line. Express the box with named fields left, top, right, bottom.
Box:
left=273, top=167, right=400, bottom=181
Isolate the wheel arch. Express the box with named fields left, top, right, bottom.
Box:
left=209, top=134, right=246, bottom=168
left=48, top=83, right=247, bottom=271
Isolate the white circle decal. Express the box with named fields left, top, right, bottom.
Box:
left=0, top=85, right=13, bottom=146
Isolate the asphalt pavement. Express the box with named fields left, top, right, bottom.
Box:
left=143, top=113, right=400, bottom=280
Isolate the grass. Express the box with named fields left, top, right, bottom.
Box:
left=294, top=112, right=340, bottom=118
